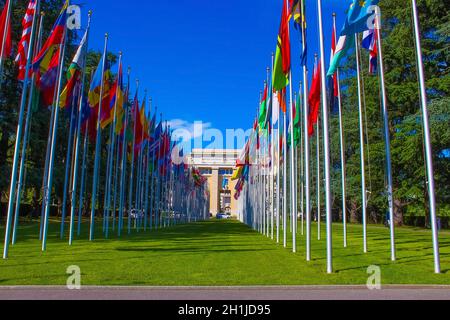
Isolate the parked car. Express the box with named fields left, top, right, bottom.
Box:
left=130, top=209, right=144, bottom=220
left=217, top=213, right=231, bottom=220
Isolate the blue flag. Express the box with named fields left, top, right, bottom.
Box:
left=340, top=0, right=379, bottom=36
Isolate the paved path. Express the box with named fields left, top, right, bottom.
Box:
left=0, top=286, right=449, bottom=300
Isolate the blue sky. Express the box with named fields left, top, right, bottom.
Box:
left=71, top=0, right=351, bottom=150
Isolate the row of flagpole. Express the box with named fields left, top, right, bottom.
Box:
left=234, top=0, right=440, bottom=274
left=1, top=0, right=210, bottom=259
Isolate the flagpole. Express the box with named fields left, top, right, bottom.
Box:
left=143, top=98, right=152, bottom=231
left=77, top=122, right=89, bottom=236
left=118, top=66, right=131, bottom=236
left=355, top=34, right=368, bottom=254
left=61, top=82, right=78, bottom=238
left=42, top=27, right=69, bottom=252
left=331, top=14, right=347, bottom=249
left=128, top=80, right=139, bottom=235
left=370, top=11, right=396, bottom=261
left=89, top=33, right=109, bottom=241
left=270, top=55, right=275, bottom=240
left=276, top=96, right=281, bottom=244
left=103, top=122, right=114, bottom=232
left=68, top=12, right=92, bottom=244
left=300, top=0, right=312, bottom=261
left=283, top=101, right=288, bottom=248
left=0, top=0, right=13, bottom=79
left=314, top=54, right=321, bottom=241
left=104, top=52, right=123, bottom=238
left=299, top=83, right=304, bottom=237
left=411, top=0, right=440, bottom=273
left=2, top=0, right=41, bottom=258
left=317, top=0, right=333, bottom=273
left=112, top=127, right=121, bottom=232
left=11, top=11, right=45, bottom=245
left=286, top=0, right=297, bottom=253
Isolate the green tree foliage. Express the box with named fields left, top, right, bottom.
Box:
left=326, top=0, right=449, bottom=226
left=0, top=1, right=119, bottom=218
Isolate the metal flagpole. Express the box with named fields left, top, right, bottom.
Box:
left=300, top=0, right=312, bottom=261
left=314, top=54, right=321, bottom=241
left=40, top=97, right=56, bottom=240
left=317, top=0, right=333, bottom=273
left=112, top=130, right=121, bottom=232
left=0, top=0, right=13, bottom=78
left=270, top=55, right=275, bottom=240
left=118, top=67, right=131, bottom=236
left=285, top=0, right=297, bottom=252
left=104, top=52, right=123, bottom=238
left=411, top=0, right=440, bottom=273
left=128, top=80, right=139, bottom=235
left=89, top=33, right=109, bottom=241
left=11, top=11, right=45, bottom=245
left=2, top=0, right=40, bottom=258
left=276, top=95, right=281, bottom=244
left=102, top=122, right=114, bottom=233
left=143, top=98, right=152, bottom=231
left=332, top=13, right=348, bottom=248
left=42, top=28, right=69, bottom=252
left=299, top=83, right=304, bottom=237
left=283, top=103, right=288, bottom=248
left=373, top=11, right=396, bottom=261
left=355, top=34, right=368, bottom=254
left=78, top=122, right=89, bottom=236
left=61, top=83, right=78, bottom=238
left=69, top=13, right=92, bottom=244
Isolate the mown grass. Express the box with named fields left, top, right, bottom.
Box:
left=0, top=219, right=449, bottom=286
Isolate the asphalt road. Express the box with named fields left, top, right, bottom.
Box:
left=0, top=286, right=449, bottom=300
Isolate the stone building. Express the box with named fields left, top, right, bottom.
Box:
left=187, top=149, right=240, bottom=217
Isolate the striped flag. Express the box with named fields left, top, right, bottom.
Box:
left=362, top=29, right=378, bottom=74
left=0, top=0, right=12, bottom=59
left=15, top=0, right=37, bottom=80
left=59, top=30, right=88, bottom=110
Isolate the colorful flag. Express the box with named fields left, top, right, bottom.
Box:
left=36, top=47, right=60, bottom=107
left=59, top=30, right=88, bottom=110
left=15, top=0, right=37, bottom=80
left=289, top=0, right=301, bottom=26
left=32, top=0, right=68, bottom=75
left=272, top=0, right=291, bottom=91
left=0, top=0, right=12, bottom=58
left=328, top=19, right=339, bottom=114
left=340, top=0, right=379, bottom=36
left=308, top=62, right=321, bottom=137
left=110, top=62, right=125, bottom=134
left=272, top=90, right=280, bottom=126
left=258, top=84, right=268, bottom=129
left=88, top=55, right=112, bottom=129
left=327, top=34, right=355, bottom=77
left=362, top=29, right=378, bottom=74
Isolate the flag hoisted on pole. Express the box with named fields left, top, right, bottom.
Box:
left=68, top=12, right=92, bottom=245
left=41, top=0, right=70, bottom=252
left=0, top=0, right=13, bottom=77
left=411, top=0, right=440, bottom=274
left=2, top=0, right=41, bottom=259
left=11, top=8, right=44, bottom=246
left=331, top=13, right=348, bottom=248
left=372, top=8, right=396, bottom=261
left=316, top=0, right=333, bottom=274
left=89, top=33, right=109, bottom=241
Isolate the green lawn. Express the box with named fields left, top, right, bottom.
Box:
left=0, top=219, right=449, bottom=286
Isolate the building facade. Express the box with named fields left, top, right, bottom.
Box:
left=187, top=149, right=240, bottom=217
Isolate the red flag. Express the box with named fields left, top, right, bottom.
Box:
left=15, top=0, right=37, bottom=80
left=0, top=0, right=12, bottom=59
left=308, top=62, right=321, bottom=137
